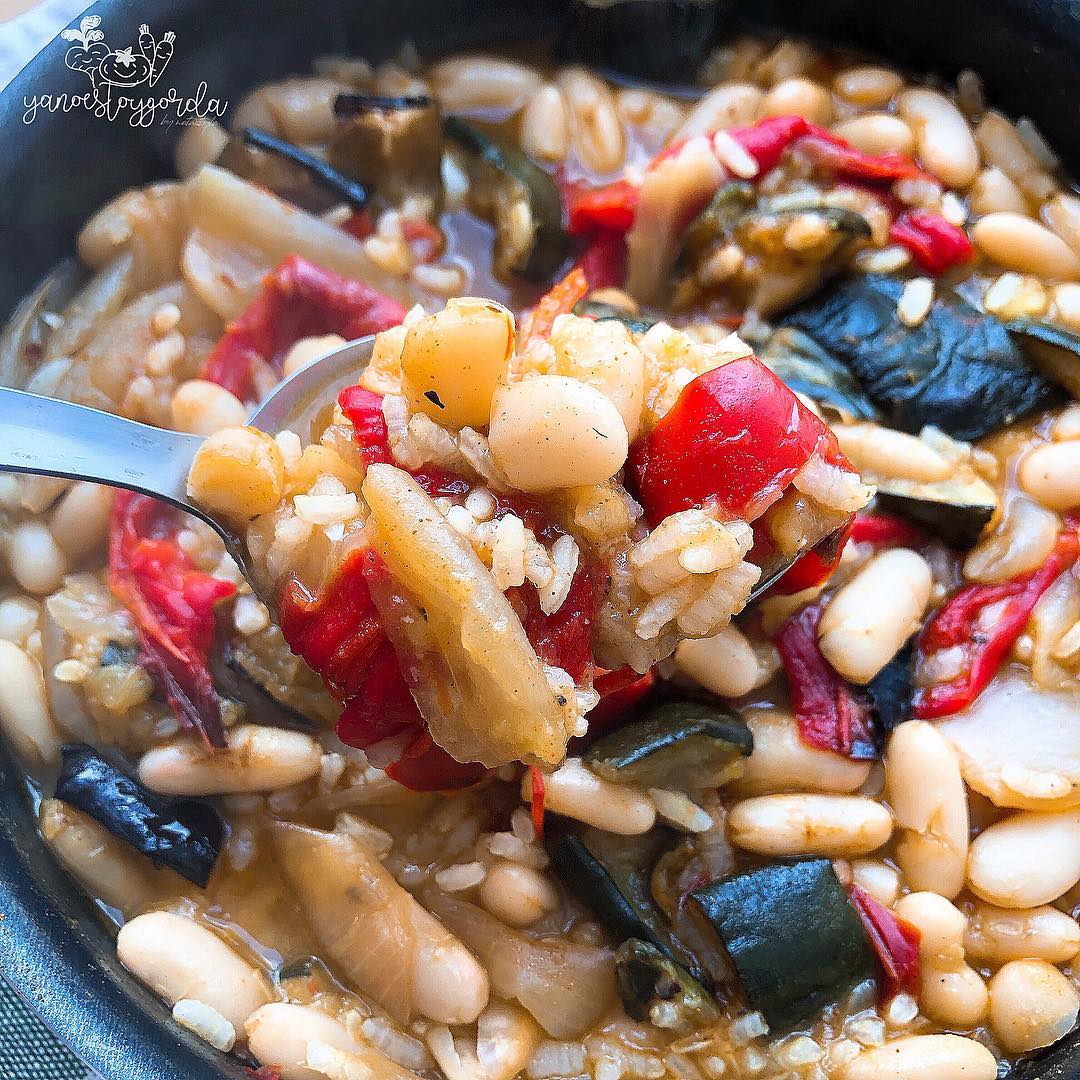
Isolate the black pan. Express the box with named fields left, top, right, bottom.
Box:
left=0, top=1, right=1077, bottom=1077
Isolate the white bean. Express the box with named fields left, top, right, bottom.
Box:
left=557, top=67, right=626, bottom=175
left=833, top=66, right=904, bottom=108
left=895, top=892, right=988, bottom=1028
left=138, top=724, right=322, bottom=795
left=838, top=1034, right=997, bottom=1080
left=886, top=721, right=969, bottom=899
left=281, top=334, right=347, bottom=378
left=834, top=425, right=951, bottom=484
left=965, top=903, right=1080, bottom=966
left=733, top=710, right=872, bottom=795
left=761, top=78, right=832, bottom=125
left=818, top=549, right=932, bottom=685
left=896, top=88, right=979, bottom=188
left=523, top=759, right=656, bottom=835
left=674, top=83, right=762, bottom=141
left=117, top=911, right=273, bottom=1032
left=1053, top=283, right=1080, bottom=332
left=489, top=376, right=629, bottom=492
left=832, top=114, right=915, bottom=157
left=521, top=84, right=571, bottom=163
left=674, top=624, right=760, bottom=699
left=850, top=859, right=900, bottom=908
left=970, top=167, right=1029, bottom=216
left=1018, top=441, right=1080, bottom=512
left=0, top=640, right=59, bottom=766
left=1043, top=192, right=1080, bottom=257
left=174, top=119, right=228, bottom=179
left=972, top=212, right=1080, bottom=280
left=989, top=959, right=1079, bottom=1053
left=48, top=482, right=114, bottom=562
left=246, top=1002, right=361, bottom=1080
left=727, top=794, right=892, bottom=857
left=0, top=595, right=39, bottom=645
left=479, top=860, right=560, bottom=928
left=967, top=809, right=1080, bottom=907
left=6, top=521, right=68, bottom=595
left=431, top=55, right=540, bottom=115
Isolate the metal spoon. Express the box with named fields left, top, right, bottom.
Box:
left=0, top=336, right=376, bottom=606
left=0, top=332, right=819, bottom=604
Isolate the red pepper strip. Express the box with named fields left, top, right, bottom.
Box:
left=767, top=519, right=853, bottom=597
left=849, top=885, right=921, bottom=999
left=793, top=128, right=933, bottom=185
left=577, top=230, right=628, bottom=290
left=109, top=492, right=236, bottom=748
left=849, top=512, right=926, bottom=549
left=341, top=210, right=375, bottom=240
left=402, top=218, right=445, bottom=263
left=521, top=266, right=589, bottom=342
left=248, top=1067, right=283, bottom=1080
left=889, top=209, right=975, bottom=274
left=913, top=522, right=1080, bottom=719
left=528, top=764, right=547, bottom=839
left=728, top=115, right=811, bottom=174
left=565, top=178, right=640, bottom=234
left=201, top=255, right=407, bottom=402
left=337, top=385, right=393, bottom=468
left=628, top=354, right=835, bottom=526
left=775, top=602, right=878, bottom=760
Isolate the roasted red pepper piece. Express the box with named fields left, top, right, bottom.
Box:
left=528, top=764, right=547, bottom=838
left=913, top=519, right=1080, bottom=719
left=566, top=178, right=640, bottom=234
left=728, top=115, right=811, bottom=174
left=628, top=355, right=834, bottom=526
left=889, top=209, right=975, bottom=274
left=201, top=255, right=406, bottom=402
left=522, top=266, right=589, bottom=342
left=577, top=230, right=628, bottom=290
left=794, top=127, right=933, bottom=185
left=849, top=885, right=921, bottom=999
left=775, top=601, right=878, bottom=759
left=849, top=512, right=927, bottom=549
left=109, top=492, right=236, bottom=748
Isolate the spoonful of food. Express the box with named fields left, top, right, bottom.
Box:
left=0, top=335, right=377, bottom=608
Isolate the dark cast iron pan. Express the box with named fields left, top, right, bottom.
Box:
left=0, top=1, right=1078, bottom=1077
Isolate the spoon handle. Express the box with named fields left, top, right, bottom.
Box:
left=0, top=387, right=205, bottom=516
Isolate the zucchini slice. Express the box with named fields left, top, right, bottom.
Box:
left=1007, top=318, right=1080, bottom=399
left=547, top=823, right=676, bottom=959
left=874, top=470, right=998, bottom=549
left=443, top=117, right=569, bottom=284
left=583, top=699, right=753, bottom=790
left=615, top=939, right=720, bottom=1028
left=689, top=858, right=877, bottom=1029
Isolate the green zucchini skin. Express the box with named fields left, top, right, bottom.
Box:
left=583, top=699, right=753, bottom=790
left=1007, top=318, right=1080, bottom=399
left=689, top=858, right=877, bottom=1030
left=615, top=939, right=720, bottom=1027
left=875, top=479, right=996, bottom=549
left=443, top=117, right=569, bottom=284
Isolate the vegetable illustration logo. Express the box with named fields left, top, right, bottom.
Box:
left=62, top=17, right=175, bottom=91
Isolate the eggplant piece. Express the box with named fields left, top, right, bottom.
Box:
left=237, top=127, right=371, bottom=210
left=547, top=823, right=678, bottom=961
left=556, top=0, right=721, bottom=84
left=1007, top=318, right=1080, bottom=399
left=865, top=642, right=915, bottom=735
left=54, top=744, right=222, bottom=888
left=583, top=699, right=752, bottom=790
left=443, top=117, right=569, bottom=284
left=615, top=939, right=719, bottom=1028
left=573, top=298, right=657, bottom=335
left=689, top=858, right=878, bottom=1030
left=783, top=274, right=1062, bottom=440
left=757, top=327, right=879, bottom=424
left=329, top=94, right=443, bottom=210
left=875, top=471, right=997, bottom=548
left=677, top=181, right=756, bottom=270
left=209, top=640, right=316, bottom=732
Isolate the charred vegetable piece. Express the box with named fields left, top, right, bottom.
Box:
left=783, top=274, right=1062, bottom=440
left=547, top=823, right=678, bottom=961
left=874, top=472, right=997, bottom=549
left=329, top=94, right=443, bottom=210
left=865, top=641, right=915, bottom=734
left=584, top=699, right=752, bottom=789
left=757, top=328, right=878, bottom=424
left=54, top=744, right=222, bottom=888
left=209, top=640, right=316, bottom=732
left=615, top=939, right=720, bottom=1028
left=443, top=117, right=569, bottom=283
left=675, top=181, right=755, bottom=275
left=1007, top=318, right=1080, bottom=399
left=689, top=859, right=878, bottom=1030
left=240, top=127, right=371, bottom=210
left=556, top=0, right=720, bottom=83
left=100, top=640, right=138, bottom=667
left=573, top=298, right=657, bottom=334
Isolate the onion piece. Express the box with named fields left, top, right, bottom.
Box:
left=363, top=464, right=581, bottom=768
left=44, top=253, right=133, bottom=362
left=427, top=893, right=616, bottom=1038
left=181, top=227, right=268, bottom=321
